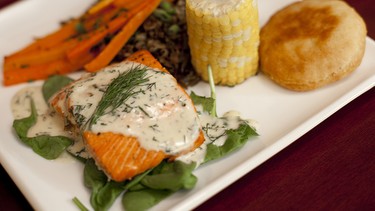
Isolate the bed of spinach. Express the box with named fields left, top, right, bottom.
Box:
left=13, top=75, right=258, bottom=211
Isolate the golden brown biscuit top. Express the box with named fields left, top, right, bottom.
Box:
left=279, top=6, right=338, bottom=43
left=259, top=0, right=367, bottom=91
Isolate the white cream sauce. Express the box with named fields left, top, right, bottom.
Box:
left=177, top=107, right=258, bottom=167
left=11, top=86, right=47, bottom=119
left=11, top=86, right=67, bottom=137
left=11, top=86, right=89, bottom=158
left=55, top=61, right=201, bottom=155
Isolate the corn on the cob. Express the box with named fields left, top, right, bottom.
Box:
left=186, top=0, right=259, bottom=86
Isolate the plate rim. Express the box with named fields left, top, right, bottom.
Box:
left=0, top=1, right=374, bottom=210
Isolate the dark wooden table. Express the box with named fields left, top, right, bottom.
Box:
left=0, top=0, right=374, bottom=210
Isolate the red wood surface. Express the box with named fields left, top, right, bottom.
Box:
left=0, top=0, right=374, bottom=210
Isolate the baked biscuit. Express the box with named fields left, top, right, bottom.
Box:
left=259, top=0, right=367, bottom=91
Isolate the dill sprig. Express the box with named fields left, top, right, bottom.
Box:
left=87, top=65, right=150, bottom=128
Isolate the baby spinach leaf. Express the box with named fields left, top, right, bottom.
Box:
left=12, top=100, right=72, bottom=160
left=42, top=75, right=73, bottom=102
left=84, top=159, right=107, bottom=190
left=191, top=91, right=259, bottom=163
left=122, top=161, right=196, bottom=211
left=124, top=169, right=153, bottom=190
left=84, top=159, right=126, bottom=211
left=190, top=91, right=216, bottom=116
left=140, top=161, right=197, bottom=191
left=27, top=135, right=72, bottom=160
left=122, top=189, right=172, bottom=211
left=204, top=123, right=258, bottom=163
left=13, top=100, right=37, bottom=138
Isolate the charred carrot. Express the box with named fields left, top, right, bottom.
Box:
left=88, top=0, right=114, bottom=15
left=66, top=0, right=148, bottom=64
left=66, top=11, right=133, bottom=64
left=4, top=39, right=80, bottom=71
left=2, top=0, right=158, bottom=86
left=3, top=53, right=94, bottom=86
left=7, top=20, right=79, bottom=58
left=84, top=0, right=161, bottom=72
left=5, top=2, right=120, bottom=58
left=113, top=0, right=145, bottom=8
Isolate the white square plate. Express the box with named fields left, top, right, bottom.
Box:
left=0, top=0, right=374, bottom=210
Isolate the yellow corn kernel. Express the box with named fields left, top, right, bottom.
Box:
left=186, top=0, right=259, bottom=86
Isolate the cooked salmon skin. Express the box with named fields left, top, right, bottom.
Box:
left=84, top=131, right=165, bottom=181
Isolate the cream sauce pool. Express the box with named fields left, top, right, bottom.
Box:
left=11, top=86, right=68, bottom=137
left=176, top=107, right=259, bottom=167
left=11, top=86, right=89, bottom=158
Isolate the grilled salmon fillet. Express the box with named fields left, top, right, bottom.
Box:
left=50, top=50, right=204, bottom=181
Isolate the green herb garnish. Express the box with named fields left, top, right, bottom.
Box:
left=75, top=21, right=87, bottom=34
left=87, top=65, right=151, bottom=128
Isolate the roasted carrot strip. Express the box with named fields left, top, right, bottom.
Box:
left=3, top=53, right=94, bottom=86
left=77, top=0, right=144, bottom=33
left=4, top=39, right=80, bottom=71
left=84, top=0, right=161, bottom=72
left=2, top=0, right=155, bottom=86
left=88, top=0, right=114, bottom=15
left=113, top=0, right=145, bottom=8
left=3, top=5, right=123, bottom=80
left=15, top=6, right=128, bottom=67
left=66, top=12, right=132, bottom=63
left=81, top=4, right=119, bottom=30
left=5, top=3, right=120, bottom=58
left=66, top=1, right=147, bottom=64
left=7, top=20, right=79, bottom=58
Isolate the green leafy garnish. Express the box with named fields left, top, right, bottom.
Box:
left=122, top=161, right=197, bottom=211
left=122, top=189, right=172, bottom=211
left=12, top=100, right=72, bottom=159
left=204, top=124, right=258, bottom=163
left=42, top=75, right=73, bottom=102
left=140, top=161, right=197, bottom=191
left=88, top=66, right=151, bottom=128
left=189, top=65, right=217, bottom=117
left=84, top=159, right=126, bottom=211
left=82, top=159, right=197, bottom=211
left=190, top=92, right=216, bottom=116
left=191, top=65, right=259, bottom=163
